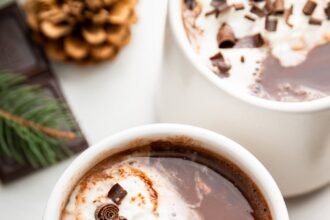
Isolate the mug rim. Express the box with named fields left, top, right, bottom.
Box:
left=44, top=124, right=288, bottom=220
left=168, top=0, right=330, bottom=113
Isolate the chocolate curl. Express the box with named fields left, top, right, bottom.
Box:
left=235, top=34, right=265, bottom=48
left=273, top=0, right=284, bottom=14
left=265, top=16, right=278, bottom=31
left=217, top=23, right=236, bottom=48
left=303, top=0, right=317, bottom=16
left=210, top=52, right=231, bottom=75
left=95, top=204, right=119, bottom=220
left=284, top=5, right=293, bottom=27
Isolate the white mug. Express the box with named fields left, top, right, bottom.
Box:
left=44, top=124, right=288, bottom=220
left=155, top=0, right=330, bottom=197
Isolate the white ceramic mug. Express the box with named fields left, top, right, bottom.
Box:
left=155, top=0, right=330, bottom=197
left=44, top=124, right=288, bottom=220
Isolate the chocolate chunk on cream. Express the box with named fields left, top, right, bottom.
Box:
left=108, top=183, right=128, bottom=205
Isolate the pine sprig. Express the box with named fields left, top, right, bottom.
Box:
left=0, top=72, right=79, bottom=168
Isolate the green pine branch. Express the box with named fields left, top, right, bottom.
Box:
left=0, top=72, right=79, bottom=168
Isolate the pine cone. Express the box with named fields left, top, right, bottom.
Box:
left=24, top=0, right=138, bottom=64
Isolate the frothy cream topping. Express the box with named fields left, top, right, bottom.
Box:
left=61, top=158, right=200, bottom=220
left=183, top=0, right=330, bottom=100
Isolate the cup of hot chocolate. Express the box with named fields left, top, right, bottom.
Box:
left=44, top=124, right=288, bottom=220
left=156, top=0, right=330, bottom=196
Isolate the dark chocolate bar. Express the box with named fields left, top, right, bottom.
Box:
left=0, top=2, right=88, bottom=183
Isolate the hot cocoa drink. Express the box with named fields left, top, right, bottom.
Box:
left=61, top=140, right=271, bottom=220
left=183, top=0, right=330, bottom=102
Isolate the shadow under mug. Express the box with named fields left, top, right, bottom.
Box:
left=155, top=0, right=330, bottom=197
left=44, top=124, right=288, bottom=220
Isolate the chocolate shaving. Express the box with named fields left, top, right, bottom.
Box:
left=185, top=0, right=196, bottom=10
left=303, top=0, right=317, bottom=16
left=309, top=17, right=322, bottom=25
left=211, top=0, right=227, bottom=8
left=210, top=52, right=231, bottom=75
left=205, top=9, right=219, bottom=16
left=265, top=16, right=278, bottom=31
left=244, top=14, right=256, bottom=21
left=273, top=0, right=284, bottom=14
left=108, top=183, right=128, bottom=205
left=284, top=5, right=293, bottom=27
left=217, top=23, right=236, bottom=48
left=240, top=56, right=245, bottom=63
left=250, top=3, right=265, bottom=17
left=264, top=0, right=273, bottom=15
left=234, top=3, right=245, bottom=11
left=325, top=3, right=330, bottom=20
left=235, top=34, right=265, bottom=48
left=207, top=1, right=232, bottom=17
left=95, top=204, right=119, bottom=220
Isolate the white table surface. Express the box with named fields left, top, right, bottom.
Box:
left=1, top=0, right=330, bottom=219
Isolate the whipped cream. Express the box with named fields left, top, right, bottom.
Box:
left=183, top=0, right=330, bottom=101
left=61, top=157, right=200, bottom=220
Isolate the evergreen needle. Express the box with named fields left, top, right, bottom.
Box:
left=0, top=72, right=78, bottom=168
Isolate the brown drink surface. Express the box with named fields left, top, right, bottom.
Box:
left=260, top=45, right=330, bottom=101
left=61, top=140, right=271, bottom=220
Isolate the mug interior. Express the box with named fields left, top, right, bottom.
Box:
left=168, top=0, right=330, bottom=113
left=44, top=124, right=288, bottom=220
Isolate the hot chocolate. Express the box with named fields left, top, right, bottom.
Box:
left=183, top=0, right=330, bottom=102
left=61, top=140, right=271, bottom=220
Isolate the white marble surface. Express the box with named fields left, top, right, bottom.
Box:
left=0, top=0, right=330, bottom=219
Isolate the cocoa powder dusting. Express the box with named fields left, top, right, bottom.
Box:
left=129, top=167, right=159, bottom=215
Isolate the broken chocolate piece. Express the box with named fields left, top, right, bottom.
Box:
left=325, top=3, right=330, bottom=20
left=265, top=16, right=278, bottom=31
left=303, top=0, right=317, bottom=16
left=274, top=0, right=284, bottom=14
left=108, top=183, right=128, bottom=205
left=244, top=14, right=256, bottom=21
left=211, top=0, right=227, bottom=8
left=208, top=0, right=232, bottom=17
left=284, top=5, right=293, bottom=27
left=250, top=3, right=265, bottom=17
left=217, top=23, right=236, bottom=48
left=309, top=17, right=322, bottom=25
left=210, top=52, right=231, bottom=75
left=185, top=0, right=196, bottom=10
left=235, top=34, right=265, bottom=48
left=264, top=0, right=273, bottom=15
left=95, top=204, right=119, bottom=220
left=234, top=3, right=245, bottom=11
